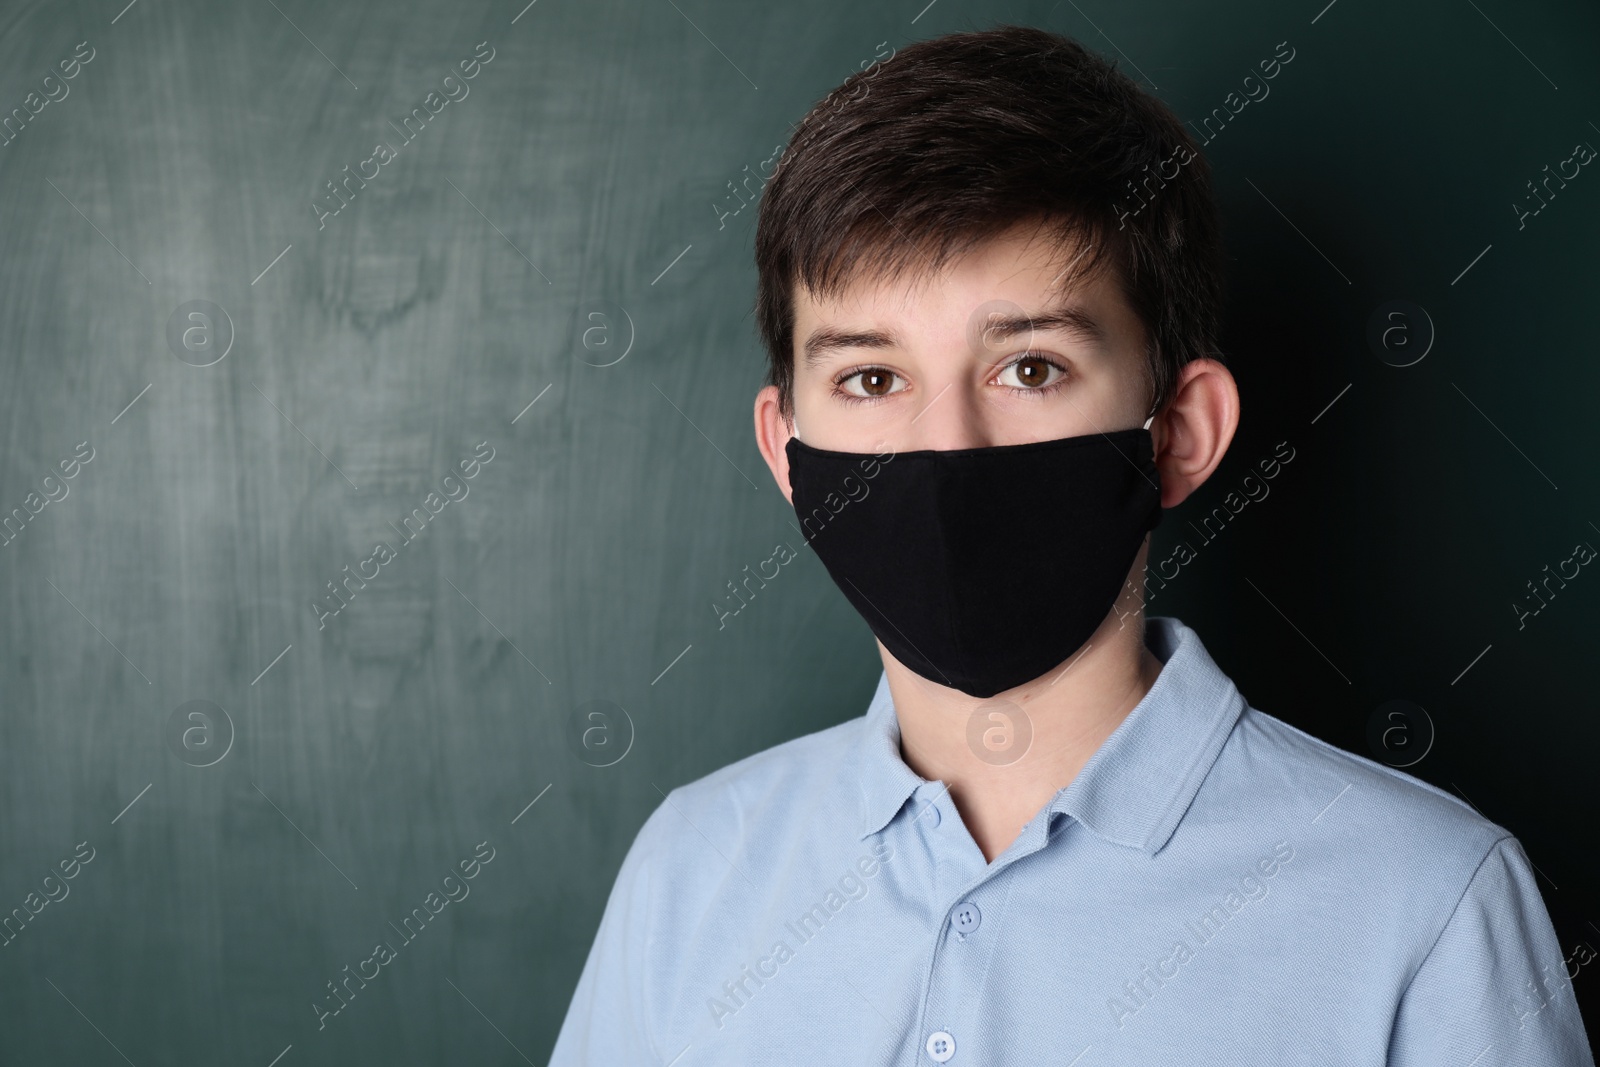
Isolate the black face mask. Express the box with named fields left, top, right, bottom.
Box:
left=784, top=423, right=1162, bottom=698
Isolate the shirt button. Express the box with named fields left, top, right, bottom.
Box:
left=950, top=901, right=981, bottom=935
left=921, top=802, right=941, bottom=828
left=925, top=1030, right=956, bottom=1062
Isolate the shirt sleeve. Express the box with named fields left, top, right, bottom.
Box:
left=1388, top=834, right=1595, bottom=1066
left=546, top=799, right=668, bottom=1067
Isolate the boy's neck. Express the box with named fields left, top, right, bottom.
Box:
left=882, top=608, right=1161, bottom=865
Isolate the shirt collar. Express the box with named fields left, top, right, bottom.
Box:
left=853, top=616, right=1247, bottom=856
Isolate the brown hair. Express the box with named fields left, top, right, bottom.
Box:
left=754, top=24, right=1226, bottom=424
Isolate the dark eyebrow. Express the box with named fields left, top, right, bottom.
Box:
left=800, top=301, right=1105, bottom=370
left=974, top=302, right=1106, bottom=348
left=802, top=327, right=897, bottom=369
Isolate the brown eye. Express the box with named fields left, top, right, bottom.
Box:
left=996, top=353, right=1066, bottom=391
left=838, top=368, right=906, bottom=400
left=1014, top=356, right=1050, bottom=387
left=860, top=370, right=893, bottom=395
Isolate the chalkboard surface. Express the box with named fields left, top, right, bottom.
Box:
left=1, top=0, right=1596, bottom=1061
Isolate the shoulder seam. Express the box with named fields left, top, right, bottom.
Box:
left=1395, top=834, right=1518, bottom=1009
left=1241, top=707, right=1506, bottom=830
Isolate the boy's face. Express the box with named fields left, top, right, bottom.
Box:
left=752, top=220, right=1240, bottom=693
left=782, top=223, right=1153, bottom=463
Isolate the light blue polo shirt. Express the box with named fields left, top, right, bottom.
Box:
left=549, top=616, right=1594, bottom=1065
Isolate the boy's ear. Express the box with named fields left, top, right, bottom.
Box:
left=1151, top=358, right=1239, bottom=509
left=753, top=384, right=797, bottom=506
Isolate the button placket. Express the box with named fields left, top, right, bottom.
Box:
left=915, top=858, right=1025, bottom=1064
left=912, top=785, right=1027, bottom=1065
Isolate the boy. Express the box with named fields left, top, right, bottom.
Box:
left=549, top=24, right=1594, bottom=1065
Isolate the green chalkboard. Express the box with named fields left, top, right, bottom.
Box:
left=0, top=0, right=1596, bottom=1061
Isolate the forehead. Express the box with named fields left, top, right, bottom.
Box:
left=791, top=223, right=1140, bottom=362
